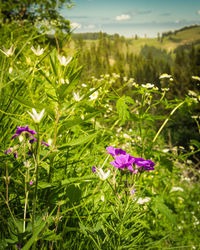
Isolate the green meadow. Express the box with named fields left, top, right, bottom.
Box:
left=0, top=3, right=200, bottom=249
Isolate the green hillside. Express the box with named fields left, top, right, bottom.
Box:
left=71, top=25, right=200, bottom=54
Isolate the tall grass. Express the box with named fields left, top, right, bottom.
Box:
left=0, top=23, right=200, bottom=249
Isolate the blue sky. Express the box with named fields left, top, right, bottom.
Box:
left=61, top=0, right=200, bottom=37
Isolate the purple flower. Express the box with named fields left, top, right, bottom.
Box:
left=130, top=189, right=136, bottom=195
left=105, top=146, right=126, bottom=157
left=41, top=141, right=50, bottom=147
left=4, top=148, right=12, bottom=154
left=29, top=181, right=33, bottom=185
left=11, top=125, right=36, bottom=140
left=29, top=136, right=49, bottom=147
left=92, top=166, right=96, bottom=173
left=29, top=136, right=37, bottom=144
left=134, top=157, right=155, bottom=171
left=110, top=153, right=135, bottom=171
left=4, top=148, right=17, bottom=158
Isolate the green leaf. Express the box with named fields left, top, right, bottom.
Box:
left=58, top=112, right=100, bottom=135
left=65, top=184, right=82, bottom=203
left=61, top=175, right=97, bottom=186
left=38, top=182, right=53, bottom=189
left=159, top=156, right=173, bottom=172
left=14, top=97, right=35, bottom=109
left=22, top=208, right=56, bottom=250
left=49, top=53, right=57, bottom=77
left=190, top=139, right=200, bottom=149
left=116, top=95, right=130, bottom=125
left=153, top=196, right=176, bottom=225
left=59, top=133, right=97, bottom=149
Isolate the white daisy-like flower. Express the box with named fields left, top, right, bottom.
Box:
left=82, top=83, right=87, bottom=87
left=96, top=168, right=110, bottom=180
left=137, top=197, right=151, bottom=204
left=89, top=91, right=98, bottom=100
left=57, top=55, right=72, bottom=66
left=31, top=45, right=45, bottom=56
left=159, top=73, right=172, bottom=79
left=27, top=108, right=45, bottom=123
left=73, top=92, right=82, bottom=102
left=0, top=44, right=15, bottom=57
left=141, top=83, right=154, bottom=88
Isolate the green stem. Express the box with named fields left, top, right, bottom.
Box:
left=32, top=123, right=40, bottom=233
left=23, top=191, right=29, bottom=232
left=153, top=101, right=185, bottom=143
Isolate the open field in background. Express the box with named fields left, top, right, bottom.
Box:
left=71, top=25, right=200, bottom=54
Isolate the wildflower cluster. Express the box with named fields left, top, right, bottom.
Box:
left=4, top=125, right=49, bottom=158
left=105, top=146, right=155, bottom=173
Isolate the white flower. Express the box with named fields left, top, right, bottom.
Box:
left=188, top=90, right=197, bottom=97
left=123, top=133, right=131, bottom=139
left=96, top=168, right=110, bottom=180
left=192, top=76, right=200, bottom=81
left=0, top=44, right=15, bottom=57
left=24, top=160, right=31, bottom=168
left=162, top=148, right=169, bottom=153
left=170, top=187, right=184, bottom=192
left=31, top=45, right=45, bottom=56
left=141, top=83, right=154, bottom=88
left=73, top=92, right=82, bottom=102
left=89, top=91, right=98, bottom=100
left=27, top=108, right=45, bottom=123
left=9, top=67, right=13, bottom=74
left=101, top=195, right=105, bottom=202
left=137, top=197, right=151, bottom=204
left=57, top=55, right=72, bottom=66
left=47, top=139, right=53, bottom=146
left=60, top=78, right=65, bottom=84
left=18, top=135, right=24, bottom=142
left=161, top=88, right=169, bottom=92
left=159, top=73, right=172, bottom=79
left=153, top=86, right=159, bottom=91
left=82, top=83, right=87, bottom=87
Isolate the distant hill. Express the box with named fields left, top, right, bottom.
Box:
left=72, top=32, right=124, bottom=40
left=71, top=25, right=200, bottom=53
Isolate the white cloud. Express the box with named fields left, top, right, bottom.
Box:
left=84, top=24, right=95, bottom=29
left=198, top=10, right=200, bottom=15
left=71, top=22, right=82, bottom=29
left=115, top=14, right=131, bottom=21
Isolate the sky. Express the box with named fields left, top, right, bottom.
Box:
left=61, top=0, right=200, bottom=38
